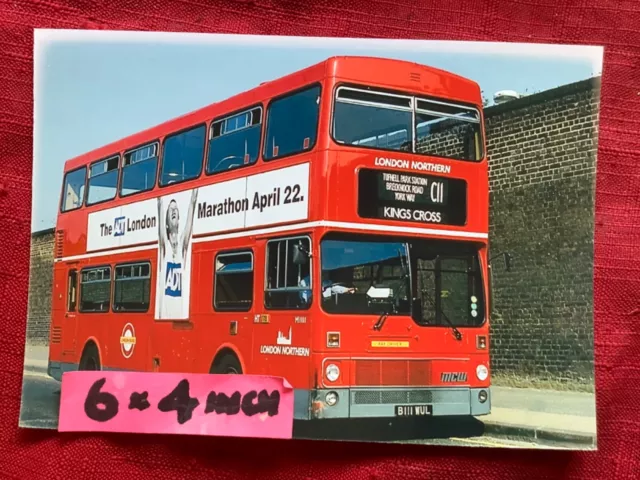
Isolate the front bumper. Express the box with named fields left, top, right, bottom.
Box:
left=308, top=387, right=490, bottom=419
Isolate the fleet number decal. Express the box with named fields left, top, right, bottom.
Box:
left=371, top=340, right=410, bottom=348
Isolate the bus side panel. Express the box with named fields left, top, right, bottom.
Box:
left=95, top=253, right=157, bottom=374
left=73, top=289, right=108, bottom=368
left=150, top=249, right=197, bottom=374
left=103, top=311, right=154, bottom=373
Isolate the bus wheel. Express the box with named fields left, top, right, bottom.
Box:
left=212, top=354, right=242, bottom=375
left=79, top=343, right=100, bottom=371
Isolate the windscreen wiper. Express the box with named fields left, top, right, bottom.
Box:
left=440, top=308, right=463, bottom=341
left=373, top=311, right=388, bottom=331
left=422, top=293, right=462, bottom=341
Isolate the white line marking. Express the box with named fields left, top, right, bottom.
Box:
left=23, top=370, right=53, bottom=380
left=55, top=220, right=488, bottom=262
left=449, top=436, right=538, bottom=448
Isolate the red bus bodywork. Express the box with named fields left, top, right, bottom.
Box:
left=48, top=56, right=491, bottom=420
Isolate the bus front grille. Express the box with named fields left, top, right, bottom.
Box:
left=352, top=389, right=468, bottom=405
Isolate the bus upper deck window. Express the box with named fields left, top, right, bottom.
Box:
left=207, top=107, right=262, bottom=175
left=61, top=166, right=87, bottom=212
left=415, top=99, right=482, bottom=161
left=87, top=155, right=119, bottom=205
left=160, top=124, right=207, bottom=186
left=264, top=85, right=321, bottom=161
left=121, top=143, right=159, bottom=197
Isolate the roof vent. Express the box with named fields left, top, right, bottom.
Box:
left=493, top=90, right=520, bottom=105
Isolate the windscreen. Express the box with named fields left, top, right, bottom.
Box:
left=320, top=238, right=411, bottom=315
left=320, top=234, right=485, bottom=327
left=411, top=241, right=485, bottom=327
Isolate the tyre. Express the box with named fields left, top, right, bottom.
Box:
left=212, top=354, right=242, bottom=374
left=79, top=343, right=100, bottom=371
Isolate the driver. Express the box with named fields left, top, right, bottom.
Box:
left=322, top=281, right=355, bottom=298
left=298, top=269, right=356, bottom=304
left=321, top=268, right=356, bottom=298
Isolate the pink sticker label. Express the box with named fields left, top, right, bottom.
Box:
left=58, top=371, right=294, bottom=439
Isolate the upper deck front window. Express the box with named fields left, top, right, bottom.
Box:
left=333, top=86, right=483, bottom=161
left=415, top=99, right=483, bottom=161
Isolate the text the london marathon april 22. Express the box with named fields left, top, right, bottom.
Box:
left=198, top=183, right=304, bottom=219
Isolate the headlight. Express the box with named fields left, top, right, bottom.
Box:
left=326, top=363, right=340, bottom=382
left=325, top=391, right=339, bottom=406
left=476, top=364, right=489, bottom=381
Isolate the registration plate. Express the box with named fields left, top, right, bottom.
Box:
left=394, top=405, right=433, bottom=416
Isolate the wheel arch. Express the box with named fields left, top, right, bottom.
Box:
left=210, top=343, right=246, bottom=374
left=79, top=336, right=102, bottom=368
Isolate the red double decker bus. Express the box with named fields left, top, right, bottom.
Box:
left=48, top=56, right=494, bottom=421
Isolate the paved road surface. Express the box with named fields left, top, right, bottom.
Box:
left=20, top=371, right=61, bottom=430
left=19, top=370, right=573, bottom=449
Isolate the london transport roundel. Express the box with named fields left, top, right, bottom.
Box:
left=120, top=323, right=136, bottom=359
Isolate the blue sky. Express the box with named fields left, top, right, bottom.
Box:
left=33, top=32, right=602, bottom=232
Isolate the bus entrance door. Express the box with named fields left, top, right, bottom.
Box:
left=56, top=265, right=78, bottom=360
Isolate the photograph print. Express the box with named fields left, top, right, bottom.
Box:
left=21, top=30, right=601, bottom=450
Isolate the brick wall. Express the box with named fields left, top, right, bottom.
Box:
left=26, top=228, right=55, bottom=345
left=24, top=78, right=599, bottom=385
left=416, top=121, right=474, bottom=160
left=486, top=77, right=599, bottom=384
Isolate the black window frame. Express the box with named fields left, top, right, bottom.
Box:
left=119, top=141, right=160, bottom=198
left=78, top=265, right=112, bottom=313
left=213, top=250, right=255, bottom=312
left=330, top=82, right=485, bottom=163
left=264, top=235, right=312, bottom=311
left=59, top=165, right=87, bottom=214
left=206, top=105, right=263, bottom=177
left=263, top=83, right=322, bottom=162
left=158, top=123, right=207, bottom=188
left=86, top=154, right=120, bottom=206
left=112, top=261, right=152, bottom=313
left=67, top=269, right=78, bottom=312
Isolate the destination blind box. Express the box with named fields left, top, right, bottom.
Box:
left=357, top=168, right=467, bottom=226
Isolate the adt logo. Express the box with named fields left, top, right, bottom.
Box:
left=165, top=261, right=182, bottom=297
left=114, top=216, right=126, bottom=237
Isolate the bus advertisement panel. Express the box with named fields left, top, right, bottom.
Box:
left=84, top=163, right=310, bottom=321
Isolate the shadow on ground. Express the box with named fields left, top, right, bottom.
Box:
left=293, top=416, right=485, bottom=442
